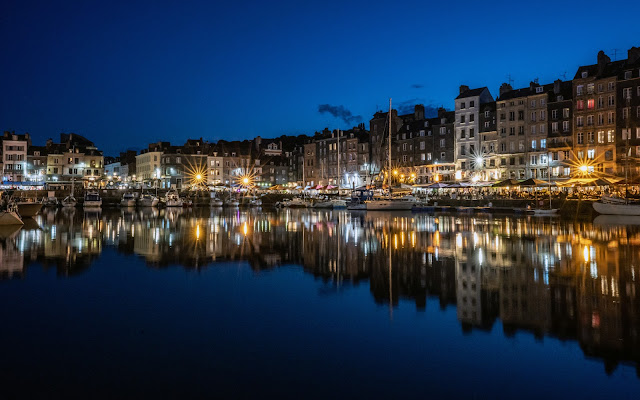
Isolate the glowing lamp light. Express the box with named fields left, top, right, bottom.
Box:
left=243, top=177, right=249, bottom=185
left=196, top=174, right=203, bottom=181
left=579, top=165, right=588, bottom=173
left=455, top=170, right=462, bottom=180
left=583, top=246, right=589, bottom=262
left=393, top=170, right=398, bottom=176
left=475, top=156, right=483, bottom=166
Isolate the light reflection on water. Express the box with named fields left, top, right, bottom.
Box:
left=2, top=207, right=640, bottom=395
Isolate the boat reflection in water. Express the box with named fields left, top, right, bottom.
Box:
left=3, top=207, right=640, bottom=379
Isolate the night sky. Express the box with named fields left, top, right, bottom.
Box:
left=2, top=0, right=639, bottom=155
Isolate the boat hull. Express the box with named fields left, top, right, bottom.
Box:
left=593, top=201, right=640, bottom=216
left=366, top=201, right=415, bottom=211
left=84, top=201, right=102, bottom=208
left=529, top=209, right=559, bottom=216
left=0, top=211, right=24, bottom=226
left=165, top=200, right=183, bottom=207
left=139, top=198, right=159, bottom=207
left=121, top=199, right=136, bottom=207
left=17, top=202, right=43, bottom=217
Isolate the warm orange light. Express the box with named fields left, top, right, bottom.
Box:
left=579, top=165, right=588, bottom=173
left=393, top=170, right=398, bottom=175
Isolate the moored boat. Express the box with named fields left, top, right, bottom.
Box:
left=0, top=202, right=24, bottom=226
left=138, top=193, right=159, bottom=207
left=16, top=198, right=43, bottom=217
left=593, top=200, right=640, bottom=216
left=121, top=192, right=137, bottom=207
left=164, top=189, right=184, bottom=207
left=83, top=191, right=102, bottom=208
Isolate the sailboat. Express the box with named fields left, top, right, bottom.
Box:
left=365, top=99, right=417, bottom=211
left=62, top=178, right=78, bottom=207
left=0, top=198, right=23, bottom=226
left=528, top=174, right=558, bottom=216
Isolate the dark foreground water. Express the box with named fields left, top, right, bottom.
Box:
left=1, top=208, right=640, bottom=399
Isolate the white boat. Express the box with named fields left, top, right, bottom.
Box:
left=249, top=197, right=262, bottom=207
left=83, top=191, right=102, bottom=208
left=593, top=200, right=640, bottom=216
left=347, top=202, right=367, bottom=210
left=138, top=193, right=159, bottom=207
left=210, top=198, right=224, bottom=207
left=225, top=197, right=240, bottom=207
left=0, top=202, right=23, bottom=226
left=366, top=195, right=417, bottom=211
left=164, top=189, right=184, bottom=207
left=120, top=192, right=137, bottom=207
left=285, top=197, right=309, bottom=208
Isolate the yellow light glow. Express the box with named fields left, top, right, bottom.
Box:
left=393, top=170, right=398, bottom=175
left=434, top=175, right=440, bottom=182
left=410, top=173, right=416, bottom=178
left=243, top=222, right=248, bottom=236
left=196, top=174, right=202, bottom=181
left=579, top=165, right=588, bottom=173
left=243, top=177, right=249, bottom=185
left=196, top=225, right=201, bottom=240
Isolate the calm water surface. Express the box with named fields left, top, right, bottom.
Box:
left=1, top=207, right=640, bottom=399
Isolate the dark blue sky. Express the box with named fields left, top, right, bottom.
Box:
left=2, top=0, right=639, bottom=155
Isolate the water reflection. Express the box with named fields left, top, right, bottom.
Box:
left=3, top=208, right=640, bottom=376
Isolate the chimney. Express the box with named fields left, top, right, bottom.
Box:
left=459, top=85, right=470, bottom=95
left=46, top=138, right=53, bottom=147
left=529, top=81, right=537, bottom=91
left=499, top=83, right=513, bottom=97
left=437, top=107, right=447, bottom=118
left=628, top=46, right=640, bottom=64
left=553, top=79, right=562, bottom=94
left=414, top=104, right=425, bottom=120
left=597, top=50, right=611, bottom=76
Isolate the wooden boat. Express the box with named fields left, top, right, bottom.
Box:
left=16, top=198, right=43, bottom=217
left=0, top=202, right=24, bottom=226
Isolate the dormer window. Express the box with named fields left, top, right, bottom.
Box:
left=582, top=71, right=588, bottom=78
left=536, top=87, right=543, bottom=93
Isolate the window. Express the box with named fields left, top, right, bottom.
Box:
left=540, top=124, right=545, bottom=134
left=540, top=110, right=546, bottom=120
left=484, top=121, right=490, bottom=128
left=440, top=139, right=445, bottom=147
left=531, top=112, right=536, bottom=122
left=469, top=101, right=475, bottom=107
left=577, top=100, right=584, bottom=110
left=439, top=127, right=446, bottom=135
left=536, top=87, right=544, bottom=94
left=587, top=115, right=594, bottom=126
left=608, top=82, right=615, bottom=91
left=587, top=99, right=594, bottom=109
left=597, top=96, right=604, bottom=108
left=518, top=110, right=524, bottom=120
left=460, top=129, right=466, bottom=139
left=460, top=145, right=466, bottom=156
left=608, top=112, right=614, bottom=124
left=509, top=127, right=515, bottom=136
left=531, top=100, right=537, bottom=107
left=587, top=83, right=594, bottom=94
left=623, top=107, right=629, bottom=120
left=598, top=131, right=605, bottom=143
left=576, top=116, right=584, bottom=127
left=587, top=132, right=594, bottom=143
left=500, top=143, right=506, bottom=152
left=552, top=109, right=558, bottom=119
left=531, top=140, right=536, bottom=149
left=509, top=111, right=515, bottom=121
left=484, top=110, right=490, bottom=117
left=427, top=153, right=432, bottom=161
left=598, top=113, right=604, bottom=125
left=531, top=155, right=537, bottom=165
left=608, top=130, right=615, bottom=143
left=625, top=71, right=633, bottom=79
left=469, top=128, right=475, bottom=138
left=469, top=114, right=474, bottom=122
left=531, top=126, right=536, bottom=134
left=577, top=132, right=584, bottom=144
left=608, top=95, right=615, bottom=106
left=460, top=102, right=466, bottom=109
left=581, top=72, right=588, bottom=79
left=552, top=122, right=559, bottom=133
left=563, top=121, right=569, bottom=132
left=577, top=85, right=584, bottom=95
left=419, top=141, right=425, bottom=150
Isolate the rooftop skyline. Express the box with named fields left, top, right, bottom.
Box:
left=2, top=0, right=640, bottom=155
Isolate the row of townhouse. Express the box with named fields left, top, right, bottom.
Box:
left=1, top=132, right=104, bottom=187
left=372, top=46, right=640, bottom=184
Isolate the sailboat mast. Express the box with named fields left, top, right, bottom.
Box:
left=337, top=129, right=340, bottom=188
left=388, top=98, right=392, bottom=195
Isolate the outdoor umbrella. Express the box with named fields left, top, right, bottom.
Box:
left=519, top=178, right=554, bottom=187
left=426, top=182, right=449, bottom=189
left=446, top=182, right=471, bottom=188
left=492, top=178, right=521, bottom=187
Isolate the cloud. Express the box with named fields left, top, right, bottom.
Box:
left=411, top=84, right=424, bottom=89
left=318, top=104, right=362, bottom=125
left=396, top=99, right=440, bottom=118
